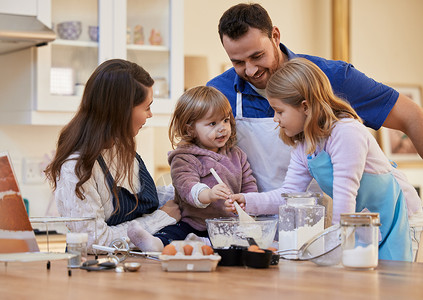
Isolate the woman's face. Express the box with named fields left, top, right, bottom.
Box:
left=269, top=97, right=307, bottom=137
left=131, top=87, right=153, bottom=136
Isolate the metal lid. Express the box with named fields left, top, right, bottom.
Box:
left=340, top=212, right=380, bottom=226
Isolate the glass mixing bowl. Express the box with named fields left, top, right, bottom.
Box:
left=206, top=216, right=278, bottom=249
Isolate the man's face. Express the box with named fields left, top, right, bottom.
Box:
left=222, top=27, right=284, bottom=89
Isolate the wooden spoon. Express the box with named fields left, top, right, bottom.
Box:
left=210, top=168, right=256, bottom=223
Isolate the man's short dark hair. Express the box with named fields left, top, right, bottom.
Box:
left=218, top=3, right=273, bottom=43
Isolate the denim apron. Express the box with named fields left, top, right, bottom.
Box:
left=307, top=150, right=412, bottom=261
left=97, top=154, right=159, bottom=226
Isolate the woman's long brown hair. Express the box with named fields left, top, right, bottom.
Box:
left=45, top=59, right=154, bottom=212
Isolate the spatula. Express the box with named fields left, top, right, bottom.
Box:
left=209, top=168, right=256, bottom=223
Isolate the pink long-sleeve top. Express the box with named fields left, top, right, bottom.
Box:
left=168, top=144, right=258, bottom=231
left=244, top=119, right=422, bottom=224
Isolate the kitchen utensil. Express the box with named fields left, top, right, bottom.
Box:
left=209, top=168, right=255, bottom=223
left=92, top=237, right=161, bottom=262
left=206, top=216, right=278, bottom=249
left=242, top=248, right=273, bottom=268
left=278, top=224, right=342, bottom=266
left=213, top=245, right=246, bottom=266
left=123, top=262, right=141, bottom=272
left=246, top=237, right=279, bottom=265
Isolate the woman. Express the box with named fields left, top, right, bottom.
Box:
left=45, top=59, right=180, bottom=252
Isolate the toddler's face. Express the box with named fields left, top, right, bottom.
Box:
left=193, top=110, right=232, bottom=152
left=269, top=97, right=307, bottom=137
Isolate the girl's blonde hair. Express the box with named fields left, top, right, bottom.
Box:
left=266, top=57, right=361, bottom=154
left=169, top=86, right=236, bottom=149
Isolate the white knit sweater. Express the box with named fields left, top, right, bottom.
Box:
left=54, top=150, right=176, bottom=252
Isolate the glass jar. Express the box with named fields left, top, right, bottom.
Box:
left=278, top=193, right=325, bottom=255
left=66, top=232, right=88, bottom=268
left=340, top=213, right=380, bottom=269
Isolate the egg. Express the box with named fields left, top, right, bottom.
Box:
left=183, top=244, right=193, bottom=255
left=162, top=244, right=177, bottom=255
left=248, top=245, right=265, bottom=253
left=267, top=247, right=278, bottom=253
left=201, top=245, right=214, bottom=255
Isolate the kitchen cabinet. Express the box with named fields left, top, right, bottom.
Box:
left=0, top=0, right=183, bottom=126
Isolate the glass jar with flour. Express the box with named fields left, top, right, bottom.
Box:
left=340, top=212, right=380, bottom=269
left=278, top=193, right=325, bottom=257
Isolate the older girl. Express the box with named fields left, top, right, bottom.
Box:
left=227, top=58, right=422, bottom=261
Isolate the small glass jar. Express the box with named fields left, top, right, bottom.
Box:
left=278, top=192, right=325, bottom=254
left=340, top=213, right=380, bottom=269
left=66, top=232, right=88, bottom=268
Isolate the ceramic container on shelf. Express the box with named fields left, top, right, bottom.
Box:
left=88, top=26, right=98, bottom=42
left=56, top=21, right=82, bottom=40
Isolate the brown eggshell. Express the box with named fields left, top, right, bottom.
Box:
left=248, top=245, right=265, bottom=253
left=201, top=245, right=214, bottom=255
left=267, top=247, right=278, bottom=253
left=183, top=244, right=194, bottom=256
left=162, top=244, right=177, bottom=255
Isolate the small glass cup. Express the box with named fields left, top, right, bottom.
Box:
left=66, top=232, right=88, bottom=268
left=340, top=213, right=380, bottom=269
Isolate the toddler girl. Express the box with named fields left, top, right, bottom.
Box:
left=128, top=86, right=257, bottom=251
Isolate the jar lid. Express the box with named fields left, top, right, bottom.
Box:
left=281, top=192, right=320, bottom=206
left=67, top=232, right=88, bottom=243
left=340, top=212, right=380, bottom=226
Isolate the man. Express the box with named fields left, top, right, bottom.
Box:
left=207, top=3, right=423, bottom=192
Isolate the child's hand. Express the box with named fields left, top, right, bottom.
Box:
left=224, top=194, right=246, bottom=213
left=199, top=183, right=231, bottom=204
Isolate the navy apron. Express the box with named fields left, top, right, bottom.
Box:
left=97, top=154, right=159, bottom=226
left=307, top=150, right=412, bottom=261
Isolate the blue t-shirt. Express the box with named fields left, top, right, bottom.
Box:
left=207, top=43, right=398, bottom=130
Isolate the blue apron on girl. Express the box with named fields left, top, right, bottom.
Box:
left=97, top=154, right=159, bottom=226
left=307, top=150, right=413, bottom=261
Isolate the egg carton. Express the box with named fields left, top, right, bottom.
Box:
left=159, top=240, right=221, bottom=272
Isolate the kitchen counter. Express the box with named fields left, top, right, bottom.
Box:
left=1, top=256, right=422, bottom=299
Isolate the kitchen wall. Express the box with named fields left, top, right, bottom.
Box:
left=0, top=0, right=422, bottom=217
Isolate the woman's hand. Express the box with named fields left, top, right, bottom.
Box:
left=159, top=199, right=181, bottom=222
left=199, top=183, right=231, bottom=205
left=224, top=194, right=246, bottom=213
